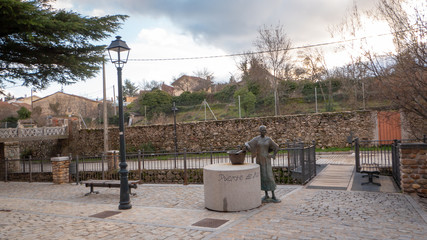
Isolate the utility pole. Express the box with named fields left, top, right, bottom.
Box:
left=103, top=61, right=109, bottom=153
left=362, top=82, right=366, bottom=110
left=315, top=87, right=318, bottom=113
left=144, top=106, right=147, bottom=125
left=238, top=95, right=241, bottom=118
left=204, top=100, right=207, bottom=121
left=113, top=85, right=117, bottom=116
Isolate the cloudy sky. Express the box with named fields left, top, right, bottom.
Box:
left=5, top=0, right=396, bottom=100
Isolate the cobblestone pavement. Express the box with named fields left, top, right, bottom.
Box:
left=0, top=181, right=426, bottom=240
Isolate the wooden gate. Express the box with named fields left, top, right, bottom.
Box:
left=378, top=111, right=401, bottom=143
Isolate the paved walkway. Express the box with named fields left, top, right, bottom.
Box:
left=0, top=153, right=426, bottom=239
left=1, top=181, right=426, bottom=239
left=306, top=165, right=355, bottom=190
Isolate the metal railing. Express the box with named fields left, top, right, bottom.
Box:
left=391, top=140, right=401, bottom=189
left=3, top=142, right=317, bottom=184
left=354, top=136, right=426, bottom=189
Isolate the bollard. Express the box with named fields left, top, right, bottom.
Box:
left=183, top=148, right=188, bottom=185
left=51, top=156, right=70, bottom=184
left=106, top=150, right=119, bottom=171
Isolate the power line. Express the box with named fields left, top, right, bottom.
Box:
left=127, top=30, right=407, bottom=62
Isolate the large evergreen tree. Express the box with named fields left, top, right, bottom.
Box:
left=0, top=0, right=127, bottom=89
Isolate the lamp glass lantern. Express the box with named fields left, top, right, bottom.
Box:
left=107, top=36, right=130, bottom=68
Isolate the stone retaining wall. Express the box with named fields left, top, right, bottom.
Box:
left=400, top=143, right=427, bottom=197
left=70, top=110, right=377, bottom=155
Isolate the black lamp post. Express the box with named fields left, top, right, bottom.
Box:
left=107, top=36, right=131, bottom=210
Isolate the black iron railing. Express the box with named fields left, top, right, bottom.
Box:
left=354, top=136, right=426, bottom=189
left=3, top=142, right=317, bottom=184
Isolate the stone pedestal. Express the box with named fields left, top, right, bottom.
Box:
left=204, top=163, right=261, bottom=212
left=4, top=142, right=21, bottom=172
left=51, top=156, right=70, bottom=184
left=107, top=150, right=119, bottom=171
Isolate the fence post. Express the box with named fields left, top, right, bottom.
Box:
left=183, top=148, right=188, bottom=185
left=142, top=149, right=145, bottom=171
left=76, top=155, right=79, bottom=184
left=312, top=141, right=316, bottom=177
left=40, top=154, right=44, bottom=173
left=138, top=150, right=142, bottom=181
left=355, top=138, right=360, bottom=172
left=113, top=150, right=117, bottom=169
left=210, top=147, right=213, bottom=165
left=23, top=156, right=26, bottom=173
left=4, top=158, right=7, bottom=182
left=300, top=147, right=305, bottom=183
left=29, top=156, right=32, bottom=183
left=101, top=153, right=105, bottom=180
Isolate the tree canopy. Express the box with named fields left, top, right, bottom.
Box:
left=0, top=0, right=127, bottom=89
left=123, top=79, right=139, bottom=97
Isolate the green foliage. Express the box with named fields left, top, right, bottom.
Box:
left=213, top=85, right=237, bottom=102
left=234, top=88, right=256, bottom=116
left=127, top=142, right=156, bottom=153
left=123, top=79, right=139, bottom=97
left=301, top=81, right=315, bottom=97
left=0, top=0, right=127, bottom=88
left=247, top=81, right=260, bottom=96
left=108, top=112, right=130, bottom=126
left=138, top=89, right=172, bottom=119
left=1, top=116, right=18, bottom=128
left=17, top=107, right=31, bottom=119
left=173, top=91, right=207, bottom=106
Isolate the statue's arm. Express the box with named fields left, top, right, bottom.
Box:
left=270, top=139, right=279, bottom=159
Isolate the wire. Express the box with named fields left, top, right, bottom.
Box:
left=127, top=29, right=412, bottom=62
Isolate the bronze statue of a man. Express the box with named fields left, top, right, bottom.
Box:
left=245, top=125, right=281, bottom=203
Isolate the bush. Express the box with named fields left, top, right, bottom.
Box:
left=1, top=116, right=18, bottom=128
left=173, top=91, right=207, bottom=106
left=17, top=107, right=31, bottom=119
left=214, top=85, right=237, bottom=102
left=234, top=87, right=256, bottom=116
left=137, top=89, right=172, bottom=119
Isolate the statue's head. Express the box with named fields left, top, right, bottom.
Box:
left=259, top=125, right=267, bottom=137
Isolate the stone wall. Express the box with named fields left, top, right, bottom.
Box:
left=70, top=110, right=376, bottom=155
left=400, top=143, right=427, bottom=197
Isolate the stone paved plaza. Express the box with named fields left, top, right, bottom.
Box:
left=0, top=180, right=426, bottom=239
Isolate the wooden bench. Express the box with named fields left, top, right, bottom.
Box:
left=82, top=180, right=139, bottom=196
left=360, top=164, right=381, bottom=186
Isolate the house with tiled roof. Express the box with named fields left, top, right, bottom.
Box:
left=32, top=92, right=100, bottom=119
left=171, top=75, right=212, bottom=96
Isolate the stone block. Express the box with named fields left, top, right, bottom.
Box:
left=410, top=174, right=421, bottom=179
left=401, top=159, right=418, bottom=165
left=412, top=184, right=421, bottom=189
left=402, top=178, right=414, bottom=184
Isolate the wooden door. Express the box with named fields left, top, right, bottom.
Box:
left=378, top=111, right=401, bottom=144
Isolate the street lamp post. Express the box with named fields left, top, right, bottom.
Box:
left=107, top=36, right=131, bottom=210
